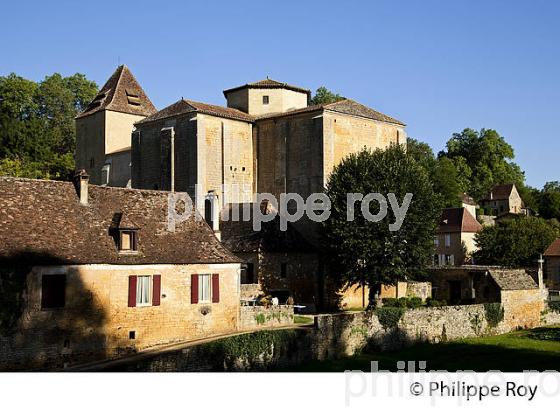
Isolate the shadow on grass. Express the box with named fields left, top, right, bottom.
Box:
left=288, top=327, right=560, bottom=372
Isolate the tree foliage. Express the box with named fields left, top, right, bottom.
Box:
left=323, top=145, right=440, bottom=305
left=439, top=128, right=525, bottom=200
left=309, top=86, right=345, bottom=105
left=474, top=217, right=559, bottom=267
left=0, top=72, right=98, bottom=180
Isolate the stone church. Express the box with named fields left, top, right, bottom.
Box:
left=76, top=65, right=408, bottom=310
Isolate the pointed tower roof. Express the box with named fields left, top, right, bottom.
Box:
left=76, top=65, right=157, bottom=119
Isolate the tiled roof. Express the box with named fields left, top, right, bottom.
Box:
left=223, top=78, right=311, bottom=96
left=460, top=193, right=477, bottom=206
left=437, top=208, right=482, bottom=233
left=488, top=269, right=538, bottom=290
left=483, top=184, right=516, bottom=201
left=255, top=99, right=405, bottom=126
left=76, top=65, right=157, bottom=119
left=136, top=99, right=254, bottom=124
left=0, top=177, right=239, bottom=265
left=544, top=238, right=560, bottom=257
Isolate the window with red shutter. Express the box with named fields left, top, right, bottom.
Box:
left=212, top=273, right=220, bottom=303
left=191, top=274, right=199, bottom=304
left=152, top=275, right=161, bottom=306
left=128, top=276, right=137, bottom=307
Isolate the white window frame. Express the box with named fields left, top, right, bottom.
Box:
left=445, top=233, right=451, bottom=247
left=198, top=274, right=212, bottom=303
left=136, top=275, right=152, bottom=306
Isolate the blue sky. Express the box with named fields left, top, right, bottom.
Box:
left=1, top=0, right=558, bottom=188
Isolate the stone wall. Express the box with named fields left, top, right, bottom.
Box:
left=239, top=305, right=294, bottom=330
left=92, top=295, right=553, bottom=372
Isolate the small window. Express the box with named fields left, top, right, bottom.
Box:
left=263, top=95, right=269, bottom=105
left=444, top=254, right=454, bottom=266
left=445, top=234, right=451, bottom=247
left=136, top=276, right=151, bottom=306
left=199, top=274, right=212, bottom=302
left=280, top=263, right=287, bottom=279
left=126, top=89, right=141, bottom=106
left=434, top=236, right=439, bottom=247
left=119, top=230, right=138, bottom=252
left=41, top=274, right=66, bottom=309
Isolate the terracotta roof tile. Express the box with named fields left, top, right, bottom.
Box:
left=76, top=65, right=157, bottom=119
left=136, top=99, right=253, bottom=124
left=437, top=208, right=482, bottom=233
left=255, top=98, right=405, bottom=126
left=223, top=78, right=311, bottom=96
left=544, top=238, right=560, bottom=256
left=0, top=177, right=239, bottom=265
left=483, top=184, right=516, bottom=201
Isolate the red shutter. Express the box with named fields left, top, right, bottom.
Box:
left=212, top=273, right=220, bottom=303
left=152, top=275, right=161, bottom=306
left=191, top=274, right=199, bottom=304
left=128, top=276, right=137, bottom=307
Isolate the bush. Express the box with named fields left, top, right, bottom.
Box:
left=426, top=298, right=447, bottom=307
left=374, top=307, right=405, bottom=330
left=381, top=298, right=398, bottom=307
left=397, top=297, right=409, bottom=308
left=549, top=301, right=560, bottom=313
left=407, top=297, right=423, bottom=309
left=484, top=303, right=505, bottom=327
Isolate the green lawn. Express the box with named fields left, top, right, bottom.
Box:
left=294, top=315, right=314, bottom=325
left=290, top=326, right=560, bottom=372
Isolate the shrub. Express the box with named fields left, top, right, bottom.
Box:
left=484, top=303, right=505, bottom=327
left=374, top=307, right=405, bottom=330
left=407, top=297, right=423, bottom=309
left=381, top=298, right=398, bottom=307
left=426, top=298, right=447, bottom=307
left=397, top=297, right=409, bottom=308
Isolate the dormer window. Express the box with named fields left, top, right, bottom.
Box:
left=126, top=89, right=141, bottom=106
left=119, top=229, right=138, bottom=253
left=262, top=95, right=269, bottom=105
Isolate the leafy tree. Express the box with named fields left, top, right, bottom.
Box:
left=323, top=145, right=440, bottom=306
left=540, top=191, right=560, bottom=220
left=474, top=217, right=558, bottom=267
left=544, top=181, right=560, bottom=193
left=439, top=128, right=525, bottom=200
left=310, top=86, right=344, bottom=105
left=0, top=72, right=97, bottom=180
left=407, top=138, right=465, bottom=207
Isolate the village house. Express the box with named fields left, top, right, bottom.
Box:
left=76, top=65, right=408, bottom=310
left=479, top=183, right=525, bottom=217
left=434, top=207, right=483, bottom=266
left=430, top=266, right=541, bottom=305
left=544, top=238, right=560, bottom=292
left=0, top=173, right=242, bottom=370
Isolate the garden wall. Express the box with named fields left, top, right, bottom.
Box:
left=239, top=305, right=294, bottom=330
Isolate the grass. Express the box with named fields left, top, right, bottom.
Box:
left=294, top=315, right=314, bottom=325
left=289, top=326, right=560, bottom=372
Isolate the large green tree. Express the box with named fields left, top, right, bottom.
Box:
left=439, top=128, right=525, bottom=200
left=323, top=145, right=440, bottom=305
left=474, top=217, right=558, bottom=267
left=0, top=72, right=97, bottom=180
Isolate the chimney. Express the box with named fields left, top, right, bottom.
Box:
left=74, top=169, right=89, bottom=206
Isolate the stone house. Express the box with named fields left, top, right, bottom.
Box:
left=75, top=65, right=157, bottom=187
left=544, top=238, right=560, bottom=291
left=0, top=174, right=241, bottom=370
left=430, top=266, right=541, bottom=306
left=479, top=183, right=525, bottom=217
left=434, top=207, right=482, bottom=266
